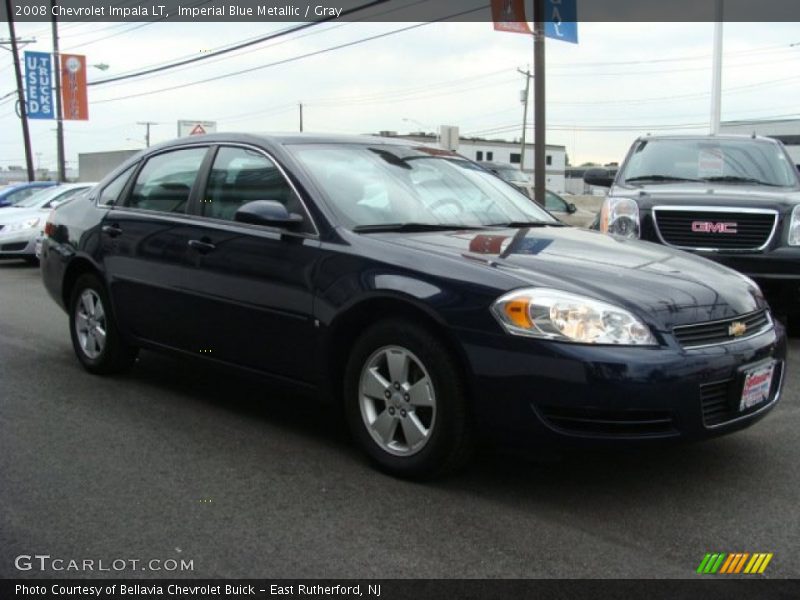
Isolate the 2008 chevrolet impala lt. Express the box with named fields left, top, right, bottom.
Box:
left=41, top=134, right=786, bottom=477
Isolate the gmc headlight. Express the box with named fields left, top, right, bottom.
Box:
left=600, top=197, right=640, bottom=239
left=492, top=288, right=657, bottom=345
left=788, top=205, right=800, bottom=246
left=4, top=217, right=40, bottom=233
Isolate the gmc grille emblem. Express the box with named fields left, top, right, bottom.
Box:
left=692, top=221, right=738, bottom=234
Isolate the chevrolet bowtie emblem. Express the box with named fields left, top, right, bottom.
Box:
left=729, top=321, right=747, bottom=337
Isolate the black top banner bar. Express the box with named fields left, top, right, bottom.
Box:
left=0, top=0, right=799, bottom=23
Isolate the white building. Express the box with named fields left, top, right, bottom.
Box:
left=720, top=119, right=800, bottom=164
left=377, top=132, right=567, bottom=192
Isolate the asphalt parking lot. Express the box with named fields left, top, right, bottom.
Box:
left=1, top=260, right=798, bottom=579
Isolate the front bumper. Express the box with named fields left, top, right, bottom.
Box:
left=0, top=229, right=37, bottom=257
left=458, top=322, right=786, bottom=445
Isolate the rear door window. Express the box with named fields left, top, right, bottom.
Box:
left=100, top=165, right=136, bottom=206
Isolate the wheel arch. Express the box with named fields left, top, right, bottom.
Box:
left=61, top=255, right=104, bottom=309
left=322, top=293, right=473, bottom=407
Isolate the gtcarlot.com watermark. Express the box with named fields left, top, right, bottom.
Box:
left=14, top=554, right=194, bottom=573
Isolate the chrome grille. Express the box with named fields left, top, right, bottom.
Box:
left=652, top=207, right=777, bottom=251
left=673, top=310, right=772, bottom=349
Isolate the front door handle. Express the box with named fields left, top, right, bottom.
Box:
left=101, top=224, right=123, bottom=238
left=187, top=239, right=216, bottom=254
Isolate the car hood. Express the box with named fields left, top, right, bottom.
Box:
left=372, top=226, right=765, bottom=330
left=611, top=183, right=800, bottom=211
left=0, top=206, right=47, bottom=225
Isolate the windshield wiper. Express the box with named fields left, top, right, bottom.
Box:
left=352, top=223, right=487, bottom=233
left=487, top=221, right=564, bottom=228
left=701, top=175, right=782, bottom=187
left=625, top=175, right=703, bottom=183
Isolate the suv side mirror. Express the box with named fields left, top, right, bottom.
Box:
left=234, top=200, right=303, bottom=227
left=584, top=168, right=614, bottom=188
left=567, top=202, right=577, bottom=214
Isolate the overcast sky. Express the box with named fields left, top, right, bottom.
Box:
left=1, top=19, right=798, bottom=172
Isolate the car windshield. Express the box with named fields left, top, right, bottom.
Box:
left=288, top=144, right=555, bottom=229
left=496, top=168, right=531, bottom=183
left=620, top=138, right=798, bottom=187
left=14, top=185, right=89, bottom=208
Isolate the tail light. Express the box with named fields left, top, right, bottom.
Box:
left=44, top=209, right=57, bottom=237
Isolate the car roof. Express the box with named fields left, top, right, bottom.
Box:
left=634, top=134, right=780, bottom=144
left=146, top=132, right=432, bottom=152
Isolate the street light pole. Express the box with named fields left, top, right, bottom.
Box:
left=533, top=0, right=546, bottom=207
left=51, top=0, right=66, bottom=182
left=137, top=121, right=158, bottom=147
left=710, top=0, right=724, bottom=134
left=4, top=0, right=35, bottom=182
left=517, top=68, right=532, bottom=173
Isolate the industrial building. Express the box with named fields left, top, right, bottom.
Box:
left=720, top=118, right=800, bottom=163
left=377, top=131, right=567, bottom=192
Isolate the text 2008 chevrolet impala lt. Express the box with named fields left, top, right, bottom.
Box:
left=41, top=134, right=786, bottom=478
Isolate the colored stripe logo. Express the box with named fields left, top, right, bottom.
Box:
left=697, top=553, right=773, bottom=574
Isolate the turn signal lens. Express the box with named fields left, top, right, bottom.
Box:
left=503, top=299, right=533, bottom=329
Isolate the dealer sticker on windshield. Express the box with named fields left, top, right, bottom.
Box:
left=740, top=362, right=775, bottom=411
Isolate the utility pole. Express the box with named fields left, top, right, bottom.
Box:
left=51, top=0, right=66, bottom=182
left=517, top=68, right=532, bottom=174
left=533, top=0, right=546, bottom=207
left=3, top=0, right=35, bottom=182
left=298, top=102, right=303, bottom=132
left=137, top=121, right=158, bottom=147
left=710, top=0, right=723, bottom=134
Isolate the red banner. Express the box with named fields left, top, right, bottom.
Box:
left=60, top=54, right=88, bottom=121
left=491, top=0, right=531, bottom=34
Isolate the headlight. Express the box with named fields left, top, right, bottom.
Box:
left=491, top=288, right=657, bottom=345
left=788, top=205, right=800, bottom=246
left=600, top=197, right=640, bottom=238
left=4, top=217, right=40, bottom=233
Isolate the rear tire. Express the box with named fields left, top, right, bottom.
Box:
left=344, top=319, right=474, bottom=479
left=69, top=273, right=138, bottom=374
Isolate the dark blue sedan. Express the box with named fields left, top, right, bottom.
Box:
left=0, top=181, right=57, bottom=208
left=40, top=134, right=786, bottom=478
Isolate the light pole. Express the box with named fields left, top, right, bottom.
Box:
left=710, top=0, right=724, bottom=134
left=3, top=0, right=35, bottom=182
left=136, top=122, right=159, bottom=147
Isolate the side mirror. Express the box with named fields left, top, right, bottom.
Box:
left=567, top=202, right=577, bottom=214
left=234, top=200, right=303, bottom=227
left=584, top=168, right=614, bottom=188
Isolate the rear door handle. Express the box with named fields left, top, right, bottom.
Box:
left=187, top=239, right=216, bottom=254
left=101, top=224, right=123, bottom=238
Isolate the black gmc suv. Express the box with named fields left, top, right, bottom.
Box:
left=585, top=134, right=800, bottom=324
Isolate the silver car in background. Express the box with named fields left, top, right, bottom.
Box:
left=0, top=183, right=95, bottom=264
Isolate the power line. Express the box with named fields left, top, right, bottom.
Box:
left=62, top=0, right=215, bottom=51
left=87, top=0, right=430, bottom=86
left=91, top=5, right=487, bottom=104
left=88, top=0, right=390, bottom=87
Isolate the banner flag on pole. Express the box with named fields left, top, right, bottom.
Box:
left=60, top=54, right=89, bottom=121
left=491, top=0, right=531, bottom=34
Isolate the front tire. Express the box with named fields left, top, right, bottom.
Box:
left=344, top=319, right=474, bottom=479
left=69, top=273, right=138, bottom=374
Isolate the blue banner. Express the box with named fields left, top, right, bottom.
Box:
left=545, top=0, right=579, bottom=44
left=24, top=51, right=55, bottom=119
